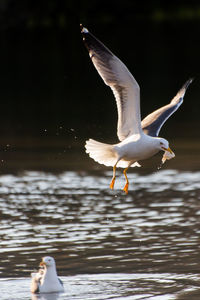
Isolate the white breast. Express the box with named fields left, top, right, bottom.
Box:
left=115, top=134, right=159, bottom=161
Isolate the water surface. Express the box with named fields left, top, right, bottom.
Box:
left=0, top=168, right=200, bottom=299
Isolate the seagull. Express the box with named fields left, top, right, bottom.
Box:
left=80, top=24, right=193, bottom=194
left=31, top=256, right=64, bottom=294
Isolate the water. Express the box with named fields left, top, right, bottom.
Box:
left=0, top=168, right=200, bottom=299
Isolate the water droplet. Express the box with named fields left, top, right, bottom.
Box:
left=157, top=163, right=163, bottom=170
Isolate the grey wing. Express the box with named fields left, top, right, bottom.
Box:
left=141, top=78, right=193, bottom=137
left=81, top=25, right=142, bottom=140
left=58, top=277, right=64, bottom=286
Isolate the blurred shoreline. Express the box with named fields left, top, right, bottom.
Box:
left=0, top=136, right=199, bottom=173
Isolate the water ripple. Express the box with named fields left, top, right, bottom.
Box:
left=0, top=170, right=200, bottom=298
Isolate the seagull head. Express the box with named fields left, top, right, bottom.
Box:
left=39, top=256, right=56, bottom=268
left=157, top=138, right=174, bottom=154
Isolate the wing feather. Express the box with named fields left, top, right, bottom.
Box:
left=141, top=78, right=193, bottom=137
left=81, top=25, right=141, bottom=141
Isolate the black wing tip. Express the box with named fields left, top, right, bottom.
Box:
left=58, top=277, right=64, bottom=286
left=80, top=24, right=89, bottom=34
left=183, top=77, right=194, bottom=90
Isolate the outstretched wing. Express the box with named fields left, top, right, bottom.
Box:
left=81, top=25, right=142, bottom=141
left=141, top=78, right=193, bottom=137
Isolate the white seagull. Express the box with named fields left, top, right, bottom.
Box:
left=31, top=256, right=64, bottom=294
left=81, top=24, right=192, bottom=194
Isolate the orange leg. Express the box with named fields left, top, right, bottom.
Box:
left=123, top=167, right=129, bottom=194
left=110, top=164, right=117, bottom=190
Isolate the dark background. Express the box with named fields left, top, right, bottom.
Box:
left=0, top=0, right=199, bottom=160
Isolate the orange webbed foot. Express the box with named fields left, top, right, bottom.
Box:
left=110, top=177, right=116, bottom=190
left=123, top=183, right=129, bottom=194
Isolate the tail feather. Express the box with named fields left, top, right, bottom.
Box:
left=85, top=139, right=118, bottom=167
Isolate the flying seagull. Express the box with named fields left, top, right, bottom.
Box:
left=31, top=256, right=64, bottom=294
left=80, top=24, right=192, bottom=194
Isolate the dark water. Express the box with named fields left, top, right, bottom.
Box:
left=0, top=162, right=200, bottom=299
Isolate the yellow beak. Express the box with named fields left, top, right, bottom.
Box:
left=162, top=146, right=173, bottom=154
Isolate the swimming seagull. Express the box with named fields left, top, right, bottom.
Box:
left=31, top=256, right=64, bottom=294
left=80, top=24, right=193, bottom=194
